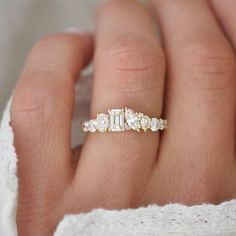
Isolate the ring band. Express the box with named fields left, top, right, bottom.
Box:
left=82, top=108, right=167, bottom=133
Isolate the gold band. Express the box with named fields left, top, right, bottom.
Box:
left=82, top=108, right=167, bottom=133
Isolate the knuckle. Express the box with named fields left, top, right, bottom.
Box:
left=12, top=91, right=48, bottom=129
left=97, top=0, right=136, bottom=17
left=32, top=33, right=69, bottom=52
left=100, top=35, right=165, bottom=94
left=11, top=71, right=71, bottom=128
left=182, top=42, right=236, bottom=92
left=31, top=33, right=74, bottom=55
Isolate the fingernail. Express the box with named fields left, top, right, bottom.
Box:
left=64, top=27, right=91, bottom=36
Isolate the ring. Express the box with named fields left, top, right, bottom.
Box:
left=82, top=108, right=167, bottom=133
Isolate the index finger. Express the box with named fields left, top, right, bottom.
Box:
left=12, top=32, right=93, bottom=233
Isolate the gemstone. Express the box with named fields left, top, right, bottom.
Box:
left=150, top=118, right=159, bottom=132
left=125, top=108, right=141, bottom=131
left=158, top=119, right=166, bottom=130
left=82, top=121, right=89, bottom=132
left=108, top=109, right=125, bottom=132
left=88, top=120, right=97, bottom=132
left=140, top=115, right=151, bottom=130
left=96, top=113, right=109, bottom=132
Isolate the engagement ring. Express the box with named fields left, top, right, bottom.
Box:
left=82, top=108, right=167, bottom=133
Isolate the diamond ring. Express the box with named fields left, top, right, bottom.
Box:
left=82, top=108, right=167, bottom=133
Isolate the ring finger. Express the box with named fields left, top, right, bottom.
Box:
left=76, top=0, right=165, bottom=207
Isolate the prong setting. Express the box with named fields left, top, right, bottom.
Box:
left=82, top=108, right=167, bottom=133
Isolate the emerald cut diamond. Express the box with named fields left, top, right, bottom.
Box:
left=108, top=109, right=125, bottom=132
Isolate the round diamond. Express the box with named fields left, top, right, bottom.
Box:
left=129, top=116, right=140, bottom=130
left=140, top=116, right=150, bottom=130
left=96, top=113, right=109, bottom=132
left=88, top=120, right=97, bottom=132
left=82, top=121, right=89, bottom=132
left=158, top=119, right=166, bottom=130
left=150, top=118, right=159, bottom=132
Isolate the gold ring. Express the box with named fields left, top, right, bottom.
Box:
left=82, top=108, right=167, bottom=133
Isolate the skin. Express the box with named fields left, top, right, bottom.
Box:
left=10, top=0, right=236, bottom=235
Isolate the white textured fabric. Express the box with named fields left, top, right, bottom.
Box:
left=1, top=96, right=236, bottom=236
left=0, top=99, right=18, bottom=236
left=55, top=202, right=236, bottom=236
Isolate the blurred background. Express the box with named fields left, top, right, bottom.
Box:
left=0, top=0, right=102, bottom=116
left=0, top=0, right=147, bottom=145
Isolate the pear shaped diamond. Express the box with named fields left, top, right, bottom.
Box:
left=125, top=108, right=141, bottom=131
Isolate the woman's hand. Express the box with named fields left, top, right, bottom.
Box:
left=12, top=0, right=236, bottom=235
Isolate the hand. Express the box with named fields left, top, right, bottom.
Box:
left=12, top=0, right=236, bottom=235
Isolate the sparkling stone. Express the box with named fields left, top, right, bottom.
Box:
left=140, top=115, right=151, bottom=130
left=150, top=118, right=159, bottom=132
left=82, top=121, right=89, bottom=132
left=108, top=109, right=125, bottom=132
left=125, top=108, right=141, bottom=131
left=96, top=113, right=109, bottom=132
left=158, top=119, right=166, bottom=130
left=88, top=120, right=97, bottom=132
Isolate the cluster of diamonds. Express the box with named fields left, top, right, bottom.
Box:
left=82, top=108, right=167, bottom=133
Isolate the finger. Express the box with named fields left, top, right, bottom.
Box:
left=209, top=0, right=236, bottom=167
left=12, top=32, right=93, bottom=219
left=76, top=0, right=165, bottom=206
left=209, top=1, right=236, bottom=47
left=151, top=0, right=236, bottom=201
